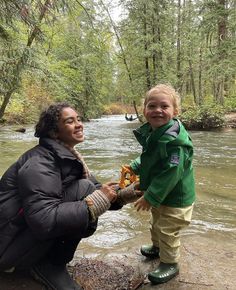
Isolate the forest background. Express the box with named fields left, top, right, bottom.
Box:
left=0, top=0, right=235, bottom=129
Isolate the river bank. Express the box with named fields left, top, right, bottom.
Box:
left=224, top=112, right=236, bottom=128
left=0, top=233, right=235, bottom=290
left=1, top=112, right=236, bottom=132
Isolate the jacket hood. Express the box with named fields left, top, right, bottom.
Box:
left=133, top=119, right=193, bottom=149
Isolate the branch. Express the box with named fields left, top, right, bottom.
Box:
left=27, top=0, right=52, bottom=47
left=74, top=0, right=95, bottom=30
left=99, top=0, right=133, bottom=88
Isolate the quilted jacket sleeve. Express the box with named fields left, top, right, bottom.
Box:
left=130, top=156, right=141, bottom=175
left=18, top=155, right=90, bottom=240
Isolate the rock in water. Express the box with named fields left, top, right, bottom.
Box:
left=72, top=258, right=144, bottom=290
left=15, top=127, right=26, bottom=133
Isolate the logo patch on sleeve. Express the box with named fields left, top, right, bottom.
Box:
left=170, top=153, right=180, bottom=165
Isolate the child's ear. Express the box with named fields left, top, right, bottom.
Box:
left=174, top=108, right=179, bottom=117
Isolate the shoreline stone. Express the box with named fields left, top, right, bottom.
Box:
left=0, top=234, right=235, bottom=290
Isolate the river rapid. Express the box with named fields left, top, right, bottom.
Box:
left=0, top=115, right=236, bottom=259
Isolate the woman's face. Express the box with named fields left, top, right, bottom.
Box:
left=55, top=107, right=84, bottom=148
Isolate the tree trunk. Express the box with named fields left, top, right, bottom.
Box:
left=176, top=0, right=182, bottom=92
left=0, top=0, right=52, bottom=120
left=216, top=0, right=227, bottom=104
left=188, top=59, right=197, bottom=104
left=152, top=20, right=157, bottom=84
left=133, top=100, right=144, bottom=123
left=0, top=90, right=13, bottom=119
left=152, top=3, right=162, bottom=86
left=100, top=1, right=133, bottom=89
left=198, top=47, right=203, bottom=105
left=143, top=3, right=151, bottom=90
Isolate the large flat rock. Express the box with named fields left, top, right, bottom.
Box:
left=0, top=234, right=235, bottom=290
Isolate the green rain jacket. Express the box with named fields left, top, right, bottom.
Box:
left=130, top=119, right=195, bottom=208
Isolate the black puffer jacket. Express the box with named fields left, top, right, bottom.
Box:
left=0, top=138, right=105, bottom=257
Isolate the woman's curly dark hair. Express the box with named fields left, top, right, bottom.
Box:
left=34, top=102, right=73, bottom=138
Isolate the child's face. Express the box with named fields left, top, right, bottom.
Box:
left=143, top=94, right=178, bottom=129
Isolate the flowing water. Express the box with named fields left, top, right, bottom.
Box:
left=0, top=115, right=236, bottom=258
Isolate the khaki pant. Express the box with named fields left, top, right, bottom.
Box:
left=150, top=204, right=194, bottom=264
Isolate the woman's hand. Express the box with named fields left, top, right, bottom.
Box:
left=134, top=196, right=151, bottom=211
left=100, top=184, right=117, bottom=202
left=105, top=181, right=119, bottom=189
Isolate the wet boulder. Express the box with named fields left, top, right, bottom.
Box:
left=72, top=258, right=144, bottom=290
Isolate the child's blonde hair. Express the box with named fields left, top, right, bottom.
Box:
left=144, top=84, right=181, bottom=114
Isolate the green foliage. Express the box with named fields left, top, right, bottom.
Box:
left=4, top=95, right=25, bottom=124
left=102, top=103, right=135, bottom=115
left=0, top=0, right=235, bottom=125
left=115, top=0, right=236, bottom=105
left=181, top=94, right=196, bottom=108
left=3, top=76, right=54, bottom=124
left=224, top=96, right=236, bottom=112
left=38, top=6, right=115, bottom=120
left=180, top=104, right=225, bottom=129
left=103, top=103, right=125, bottom=115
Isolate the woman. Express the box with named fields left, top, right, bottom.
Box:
left=0, top=103, right=134, bottom=290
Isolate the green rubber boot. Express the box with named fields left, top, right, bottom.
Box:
left=140, top=245, right=159, bottom=258
left=148, top=262, right=179, bottom=284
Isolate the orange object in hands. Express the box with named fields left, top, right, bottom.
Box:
left=118, top=166, right=139, bottom=189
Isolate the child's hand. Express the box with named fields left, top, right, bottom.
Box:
left=134, top=196, right=151, bottom=211
left=116, top=182, right=143, bottom=205
left=123, top=164, right=136, bottom=175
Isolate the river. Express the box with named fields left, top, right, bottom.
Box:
left=0, top=115, right=236, bottom=259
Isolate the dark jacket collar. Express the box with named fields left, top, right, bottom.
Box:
left=39, top=138, right=77, bottom=160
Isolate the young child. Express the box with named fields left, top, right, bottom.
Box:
left=129, top=84, right=195, bottom=284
